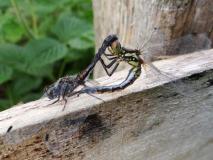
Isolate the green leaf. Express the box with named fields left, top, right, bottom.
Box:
left=22, top=92, right=43, bottom=102
left=24, top=38, right=68, bottom=68
left=0, top=44, right=55, bottom=76
left=65, top=50, right=84, bottom=61
left=12, top=76, right=42, bottom=95
left=52, top=15, right=91, bottom=42
left=24, top=64, right=54, bottom=77
left=0, top=44, right=26, bottom=71
left=34, top=2, right=58, bottom=15
left=2, top=19, right=25, bottom=43
left=34, top=0, right=71, bottom=15
left=68, top=37, right=94, bottom=50
left=38, top=17, right=55, bottom=36
left=0, top=99, right=11, bottom=111
left=81, top=29, right=94, bottom=42
left=0, top=64, right=13, bottom=84
left=0, top=0, right=10, bottom=8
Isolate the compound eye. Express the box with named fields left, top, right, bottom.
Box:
left=116, top=42, right=121, bottom=48
left=111, top=40, right=120, bottom=48
left=45, top=88, right=55, bottom=99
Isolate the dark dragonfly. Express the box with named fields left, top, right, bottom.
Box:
left=44, top=34, right=118, bottom=108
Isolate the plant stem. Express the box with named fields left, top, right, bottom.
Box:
left=32, top=11, right=38, bottom=37
left=28, top=0, right=38, bottom=37
left=10, top=0, right=35, bottom=39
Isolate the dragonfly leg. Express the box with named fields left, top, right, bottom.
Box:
left=104, top=52, right=115, bottom=56
left=62, top=98, right=67, bottom=111
left=61, top=85, right=70, bottom=111
left=86, top=93, right=105, bottom=102
left=100, top=58, right=117, bottom=68
left=100, top=58, right=120, bottom=76
left=51, top=97, right=60, bottom=105
left=107, top=47, right=114, bottom=55
left=103, top=52, right=117, bottom=60
left=104, top=55, right=117, bottom=60
left=107, top=63, right=119, bottom=76
left=76, top=35, right=118, bottom=84
left=121, top=47, right=140, bottom=54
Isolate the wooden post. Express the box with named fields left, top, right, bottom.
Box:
left=93, top=0, right=213, bottom=78
left=0, top=49, right=213, bottom=160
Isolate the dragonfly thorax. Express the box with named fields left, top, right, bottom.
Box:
left=45, top=76, right=78, bottom=100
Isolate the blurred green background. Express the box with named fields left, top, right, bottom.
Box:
left=0, top=0, right=95, bottom=111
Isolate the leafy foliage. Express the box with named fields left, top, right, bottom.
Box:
left=0, top=0, right=94, bottom=111
left=0, top=64, right=13, bottom=84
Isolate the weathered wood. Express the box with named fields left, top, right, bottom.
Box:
left=93, top=0, right=213, bottom=77
left=0, top=49, right=213, bottom=160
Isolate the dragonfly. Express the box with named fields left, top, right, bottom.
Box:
left=44, top=34, right=119, bottom=110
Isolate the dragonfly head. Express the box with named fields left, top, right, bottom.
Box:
left=104, top=34, right=118, bottom=46
left=110, top=40, right=122, bottom=55
left=44, top=84, right=59, bottom=100
left=111, top=40, right=121, bottom=48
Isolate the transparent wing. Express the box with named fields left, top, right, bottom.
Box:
left=138, top=29, right=211, bottom=96
left=139, top=29, right=211, bottom=61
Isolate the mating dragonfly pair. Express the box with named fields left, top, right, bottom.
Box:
left=44, top=30, right=212, bottom=108
left=44, top=34, right=148, bottom=109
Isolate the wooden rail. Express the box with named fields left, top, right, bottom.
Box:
left=0, top=49, right=213, bottom=160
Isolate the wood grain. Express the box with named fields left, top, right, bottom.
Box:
left=0, top=49, right=213, bottom=160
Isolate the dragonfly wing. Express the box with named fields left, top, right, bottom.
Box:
left=139, top=52, right=189, bottom=97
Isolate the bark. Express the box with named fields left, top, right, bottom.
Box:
left=93, top=0, right=213, bottom=78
